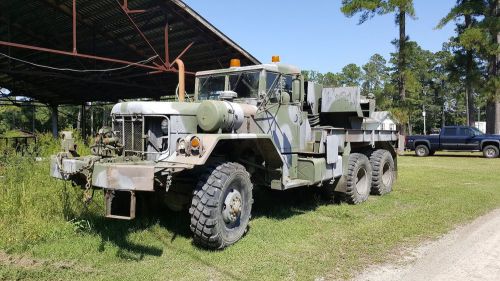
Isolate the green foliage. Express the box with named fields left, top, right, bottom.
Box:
left=341, top=0, right=416, bottom=24
left=304, top=40, right=477, bottom=134
left=0, top=102, right=114, bottom=137
left=0, top=133, right=96, bottom=253
left=437, top=0, right=499, bottom=130
left=340, top=63, right=363, bottom=86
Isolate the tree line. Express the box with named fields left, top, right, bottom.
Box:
left=311, top=0, right=499, bottom=134
left=0, top=0, right=498, bottom=136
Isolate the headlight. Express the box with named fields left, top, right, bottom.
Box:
left=177, top=138, right=186, bottom=154
left=161, top=118, right=169, bottom=135
left=176, top=136, right=202, bottom=156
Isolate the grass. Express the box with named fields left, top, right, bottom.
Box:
left=0, top=148, right=499, bottom=281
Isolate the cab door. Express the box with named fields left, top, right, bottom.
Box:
left=440, top=127, right=459, bottom=150
left=456, top=127, right=480, bottom=150
left=254, top=73, right=301, bottom=154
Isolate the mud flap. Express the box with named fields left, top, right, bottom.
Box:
left=105, top=190, right=136, bottom=220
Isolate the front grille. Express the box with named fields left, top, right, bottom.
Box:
left=113, top=117, right=144, bottom=153
left=133, top=122, right=143, bottom=151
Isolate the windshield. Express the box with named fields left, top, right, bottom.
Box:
left=198, top=75, right=225, bottom=100
left=229, top=72, right=260, bottom=99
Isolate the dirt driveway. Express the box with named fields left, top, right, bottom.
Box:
left=353, top=208, right=500, bottom=281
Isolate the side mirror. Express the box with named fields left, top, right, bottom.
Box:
left=292, top=78, right=301, bottom=102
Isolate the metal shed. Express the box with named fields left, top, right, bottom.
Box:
left=0, top=0, right=260, bottom=105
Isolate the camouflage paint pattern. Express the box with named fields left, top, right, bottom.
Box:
left=51, top=62, right=397, bottom=192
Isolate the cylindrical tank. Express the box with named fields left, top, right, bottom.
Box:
left=196, top=100, right=245, bottom=133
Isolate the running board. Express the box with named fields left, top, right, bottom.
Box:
left=105, top=190, right=136, bottom=220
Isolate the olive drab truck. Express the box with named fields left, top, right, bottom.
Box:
left=51, top=57, right=399, bottom=249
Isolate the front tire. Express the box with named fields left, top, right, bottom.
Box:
left=483, top=145, right=499, bottom=159
left=415, top=145, right=430, bottom=157
left=369, top=149, right=395, bottom=195
left=345, top=153, right=372, bottom=205
left=189, top=162, right=253, bottom=249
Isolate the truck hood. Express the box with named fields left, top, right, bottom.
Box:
left=111, top=101, right=200, bottom=116
left=481, top=134, right=500, bottom=139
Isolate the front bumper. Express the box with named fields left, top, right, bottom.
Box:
left=92, top=162, right=155, bottom=191
left=50, top=156, right=155, bottom=191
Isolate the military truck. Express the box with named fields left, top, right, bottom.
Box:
left=51, top=58, right=399, bottom=249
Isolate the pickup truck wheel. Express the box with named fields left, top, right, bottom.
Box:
left=415, top=145, right=430, bottom=157
left=483, top=145, right=499, bottom=158
left=345, top=153, right=372, bottom=205
left=369, top=150, right=395, bottom=195
left=189, top=162, right=253, bottom=249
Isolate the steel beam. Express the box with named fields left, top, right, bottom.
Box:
left=72, top=0, right=77, bottom=54
left=0, top=40, right=165, bottom=72
left=38, top=0, right=149, bottom=60
left=117, top=1, right=166, bottom=67
left=170, top=41, right=194, bottom=66
left=121, top=0, right=146, bottom=14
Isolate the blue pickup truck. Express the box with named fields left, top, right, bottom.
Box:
left=405, top=126, right=500, bottom=158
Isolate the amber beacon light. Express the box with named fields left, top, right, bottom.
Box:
left=230, top=59, right=241, bottom=67
left=272, top=55, right=280, bottom=63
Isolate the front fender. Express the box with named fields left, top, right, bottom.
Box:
left=412, top=139, right=432, bottom=150
left=164, top=134, right=284, bottom=167
left=480, top=139, right=500, bottom=150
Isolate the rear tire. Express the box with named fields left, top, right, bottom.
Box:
left=483, top=145, right=499, bottom=159
left=369, top=150, right=395, bottom=195
left=189, top=162, right=253, bottom=249
left=345, top=153, right=372, bottom=205
left=415, top=145, right=430, bottom=157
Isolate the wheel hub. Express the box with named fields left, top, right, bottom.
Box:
left=382, top=162, right=392, bottom=186
left=222, top=189, right=242, bottom=224
left=486, top=148, right=495, bottom=157
left=356, top=168, right=369, bottom=195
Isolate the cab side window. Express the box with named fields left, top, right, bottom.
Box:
left=458, top=128, right=473, bottom=136
left=283, top=75, right=293, bottom=93
left=443, top=128, right=456, bottom=136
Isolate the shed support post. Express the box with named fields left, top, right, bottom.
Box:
left=51, top=104, right=59, bottom=138
left=32, top=103, right=36, bottom=134
left=90, top=103, right=94, bottom=136
left=81, top=103, right=87, bottom=139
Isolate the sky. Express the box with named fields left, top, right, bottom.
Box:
left=183, top=0, right=457, bottom=73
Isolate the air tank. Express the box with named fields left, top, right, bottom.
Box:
left=196, top=100, right=245, bottom=133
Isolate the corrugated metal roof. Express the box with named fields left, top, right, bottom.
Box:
left=0, top=0, right=260, bottom=104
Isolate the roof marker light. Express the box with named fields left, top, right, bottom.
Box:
left=230, top=59, right=241, bottom=68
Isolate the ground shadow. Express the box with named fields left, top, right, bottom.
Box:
left=71, top=185, right=341, bottom=257
left=76, top=195, right=194, bottom=261
left=403, top=154, right=485, bottom=159
left=251, top=186, right=340, bottom=220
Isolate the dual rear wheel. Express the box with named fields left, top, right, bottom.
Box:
left=344, top=150, right=395, bottom=205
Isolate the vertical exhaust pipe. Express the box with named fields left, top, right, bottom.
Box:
left=172, top=59, right=185, bottom=102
